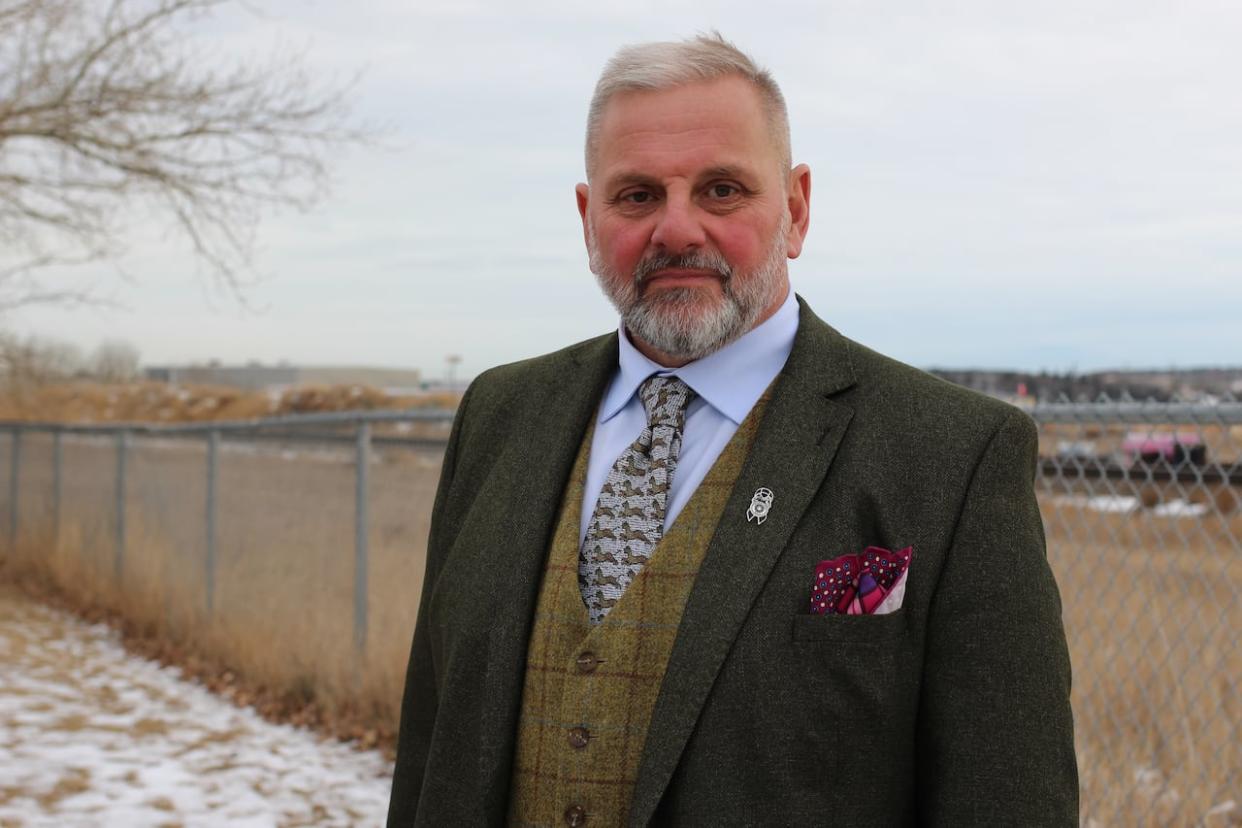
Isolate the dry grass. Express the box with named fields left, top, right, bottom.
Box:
left=0, top=380, right=460, bottom=424
left=1040, top=490, right=1241, bottom=825
left=1217, top=486, right=1240, bottom=515
left=1, top=428, right=1238, bottom=824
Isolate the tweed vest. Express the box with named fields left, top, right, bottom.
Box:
left=507, top=391, right=771, bottom=827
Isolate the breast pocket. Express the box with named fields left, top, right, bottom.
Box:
left=790, top=609, right=907, bottom=643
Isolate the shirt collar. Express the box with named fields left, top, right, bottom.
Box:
left=600, top=286, right=799, bottom=425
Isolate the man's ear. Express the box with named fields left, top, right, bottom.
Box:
left=785, top=164, right=811, bottom=259
left=575, top=183, right=591, bottom=249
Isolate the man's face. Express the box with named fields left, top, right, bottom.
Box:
left=577, top=75, right=811, bottom=365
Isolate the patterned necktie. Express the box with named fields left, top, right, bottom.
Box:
left=579, top=376, right=696, bottom=624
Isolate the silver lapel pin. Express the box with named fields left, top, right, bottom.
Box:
left=746, top=487, right=774, bottom=524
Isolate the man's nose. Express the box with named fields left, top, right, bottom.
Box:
left=650, top=198, right=706, bottom=254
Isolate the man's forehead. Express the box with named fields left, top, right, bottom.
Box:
left=591, top=77, right=778, bottom=182
left=596, top=77, right=767, bottom=138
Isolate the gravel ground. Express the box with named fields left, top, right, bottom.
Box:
left=0, top=586, right=393, bottom=827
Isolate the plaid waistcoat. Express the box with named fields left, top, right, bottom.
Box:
left=507, top=391, right=771, bottom=827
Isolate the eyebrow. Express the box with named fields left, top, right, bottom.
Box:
left=603, top=172, right=661, bottom=191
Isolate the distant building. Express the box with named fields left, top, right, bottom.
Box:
left=927, top=367, right=1242, bottom=402
left=144, top=363, right=421, bottom=392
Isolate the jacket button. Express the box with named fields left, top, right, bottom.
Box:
left=575, top=652, right=600, bottom=673
left=568, top=726, right=590, bottom=749
left=564, top=804, right=587, bottom=826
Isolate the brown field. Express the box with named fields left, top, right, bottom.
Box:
left=0, top=380, right=459, bottom=425
left=1038, top=480, right=1241, bottom=825
left=1, top=428, right=1239, bottom=825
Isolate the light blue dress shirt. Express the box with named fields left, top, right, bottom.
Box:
left=580, top=287, right=800, bottom=545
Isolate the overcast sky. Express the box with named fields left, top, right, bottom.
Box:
left=10, top=0, right=1241, bottom=381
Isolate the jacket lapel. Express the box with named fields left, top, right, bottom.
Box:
left=471, top=334, right=619, bottom=813
left=629, top=299, right=859, bottom=826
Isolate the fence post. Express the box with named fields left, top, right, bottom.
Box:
left=7, top=428, right=20, bottom=551
left=115, top=430, right=128, bottom=582
left=51, top=429, right=62, bottom=549
left=206, top=429, right=219, bottom=613
left=354, top=421, right=371, bottom=654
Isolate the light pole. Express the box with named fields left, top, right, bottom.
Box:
left=445, top=354, right=462, bottom=393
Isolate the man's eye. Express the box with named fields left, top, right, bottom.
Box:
left=708, top=183, right=740, bottom=199
left=622, top=191, right=653, bottom=204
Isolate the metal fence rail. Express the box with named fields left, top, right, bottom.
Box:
left=0, top=396, right=1237, bottom=825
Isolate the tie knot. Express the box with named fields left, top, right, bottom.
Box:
left=638, top=376, right=694, bottom=430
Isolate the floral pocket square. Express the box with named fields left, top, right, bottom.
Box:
left=809, top=545, right=913, bottom=615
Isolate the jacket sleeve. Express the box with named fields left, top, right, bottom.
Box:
left=387, top=382, right=475, bottom=827
left=915, top=409, right=1079, bottom=826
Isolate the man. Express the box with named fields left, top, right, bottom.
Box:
left=389, top=34, right=1077, bottom=827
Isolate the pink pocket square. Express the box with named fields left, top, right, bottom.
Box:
left=809, top=545, right=913, bottom=615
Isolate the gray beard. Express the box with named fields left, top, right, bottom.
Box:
left=588, top=219, right=789, bottom=363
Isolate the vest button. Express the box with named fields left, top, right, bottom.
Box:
left=575, top=651, right=600, bottom=673
left=564, top=804, right=588, bottom=826
left=568, top=726, right=590, bottom=749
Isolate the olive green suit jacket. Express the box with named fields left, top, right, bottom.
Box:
left=387, top=298, right=1078, bottom=827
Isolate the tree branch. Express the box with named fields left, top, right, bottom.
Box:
left=0, top=0, right=369, bottom=309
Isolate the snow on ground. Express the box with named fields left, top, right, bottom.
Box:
left=1050, top=494, right=1141, bottom=514
left=1049, top=494, right=1213, bottom=517
left=1151, top=500, right=1211, bottom=518
left=0, top=588, right=393, bottom=827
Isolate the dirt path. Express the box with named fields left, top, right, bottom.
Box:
left=0, top=585, right=392, bottom=827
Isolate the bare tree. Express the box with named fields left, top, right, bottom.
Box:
left=31, top=335, right=85, bottom=379
left=0, top=0, right=363, bottom=309
left=91, top=338, right=140, bottom=382
left=0, top=332, right=85, bottom=400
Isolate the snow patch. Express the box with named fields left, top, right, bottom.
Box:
left=0, top=596, right=393, bottom=827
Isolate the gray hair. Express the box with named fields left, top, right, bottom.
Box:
left=584, top=32, right=792, bottom=179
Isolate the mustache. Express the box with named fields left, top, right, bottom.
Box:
left=634, top=250, right=732, bottom=285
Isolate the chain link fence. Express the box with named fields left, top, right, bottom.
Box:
left=0, top=410, right=454, bottom=727
left=0, top=394, right=1238, bottom=825
left=1032, top=395, right=1240, bottom=826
